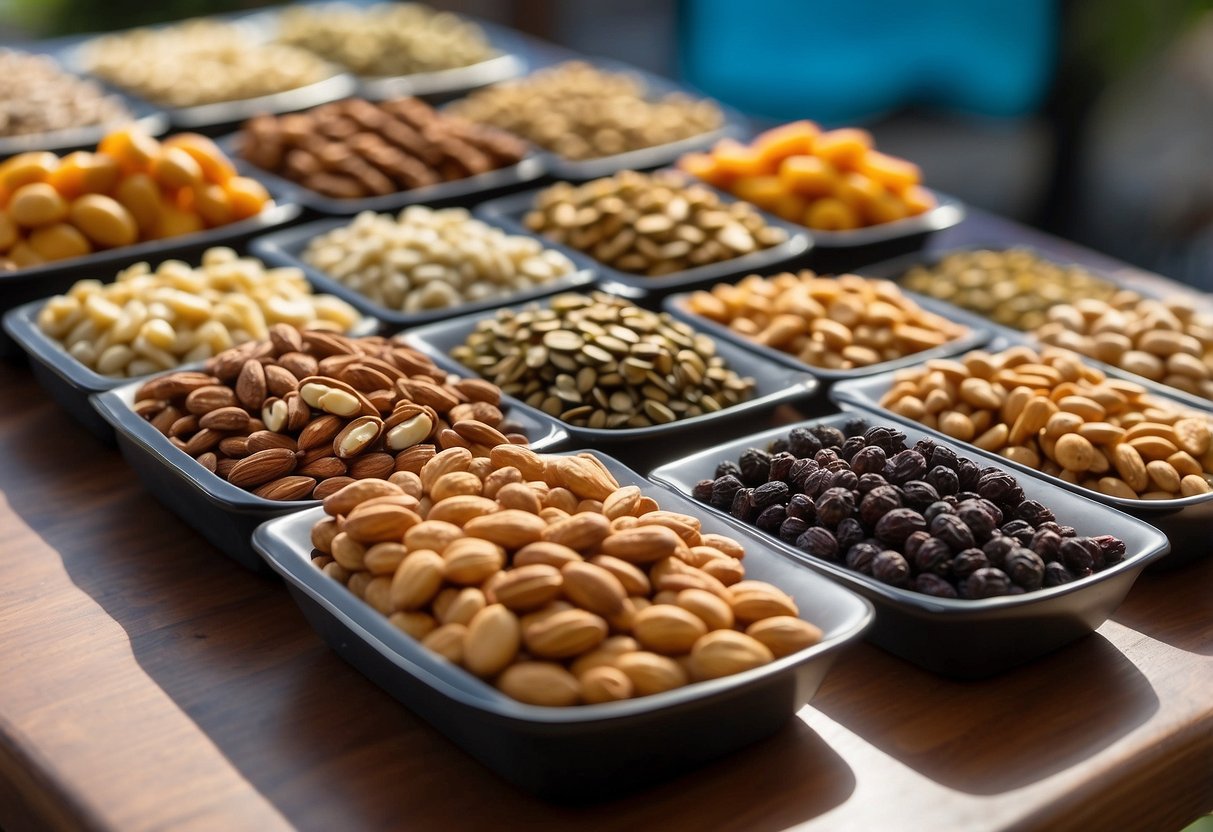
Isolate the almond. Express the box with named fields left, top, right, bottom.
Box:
left=452, top=419, right=509, bottom=448
left=298, top=454, right=347, bottom=479
left=252, top=475, right=316, bottom=501
left=560, top=561, right=626, bottom=616
left=333, top=415, right=384, bottom=459
left=689, top=631, right=773, bottom=680
left=541, top=511, right=611, bottom=551
left=497, top=662, right=581, bottom=706
left=601, top=524, right=683, bottom=563
left=322, top=478, right=404, bottom=516
left=302, top=329, right=358, bottom=357
left=442, top=538, right=505, bottom=585
left=496, top=482, right=542, bottom=513
left=278, top=351, right=319, bottom=380
left=341, top=362, right=395, bottom=393
left=746, top=616, right=823, bottom=658
left=285, top=391, right=311, bottom=430
left=389, top=549, right=444, bottom=611
left=313, top=476, right=356, bottom=500
left=344, top=503, right=420, bottom=544
left=264, top=364, right=299, bottom=397
left=463, top=604, right=521, bottom=677
left=492, top=564, right=564, bottom=612
left=198, top=405, right=251, bottom=432
left=385, top=410, right=435, bottom=451
left=463, top=510, right=546, bottom=549
left=555, top=455, right=619, bottom=501
left=394, top=444, right=436, bottom=474
left=613, top=651, right=687, bottom=695
left=363, top=542, right=408, bottom=575
left=514, top=541, right=584, bottom=569
left=398, top=378, right=461, bottom=411
left=330, top=532, right=366, bottom=571
left=235, top=360, right=268, bottom=410
left=523, top=608, right=608, bottom=659
left=588, top=554, right=650, bottom=595
left=729, top=581, right=799, bottom=623
left=633, top=604, right=708, bottom=655
left=449, top=401, right=503, bottom=426
left=427, top=495, right=499, bottom=525
left=298, top=376, right=375, bottom=417
left=430, top=471, right=483, bottom=503
left=227, top=447, right=297, bottom=488
left=268, top=322, right=304, bottom=354
left=602, top=485, right=642, bottom=519
left=570, top=635, right=640, bottom=677
left=489, top=444, right=546, bottom=480
left=676, top=588, right=734, bottom=631
left=389, top=611, right=436, bottom=640
left=421, top=623, right=467, bottom=663
left=310, top=517, right=339, bottom=553
left=184, top=385, right=238, bottom=415
left=137, top=371, right=219, bottom=401
left=404, top=520, right=464, bottom=552
left=420, top=446, right=473, bottom=491
left=454, top=377, right=501, bottom=405
left=246, top=430, right=296, bottom=453
left=298, top=414, right=345, bottom=450
left=579, top=665, right=632, bottom=704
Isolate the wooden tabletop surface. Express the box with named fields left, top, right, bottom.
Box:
left=1, top=213, right=1211, bottom=832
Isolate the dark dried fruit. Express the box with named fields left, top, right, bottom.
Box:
left=850, top=445, right=887, bottom=475
left=958, top=499, right=1000, bottom=539
left=901, top=480, right=940, bottom=511
left=1059, top=537, right=1099, bottom=575
left=913, top=536, right=952, bottom=575
left=925, top=464, right=960, bottom=495
left=830, top=469, right=859, bottom=491
left=923, top=500, right=955, bottom=524
left=952, top=548, right=989, bottom=579
left=865, top=425, right=907, bottom=455
left=714, top=460, right=741, bottom=480
left=767, top=452, right=795, bottom=484
left=860, top=485, right=902, bottom=526
left=1043, top=561, right=1077, bottom=587
left=874, top=507, right=926, bottom=545
left=1094, top=535, right=1126, bottom=565
left=915, top=573, right=959, bottom=598
left=786, top=493, right=816, bottom=522
left=1000, top=519, right=1035, bottom=547
left=872, top=550, right=911, bottom=586
left=1030, top=529, right=1062, bottom=562
left=692, top=479, right=714, bottom=502
left=809, top=425, right=846, bottom=449
left=816, top=487, right=856, bottom=527
left=883, top=450, right=927, bottom=484
left=981, top=534, right=1016, bottom=568
left=845, top=541, right=880, bottom=574
left=802, top=467, right=833, bottom=499
left=787, top=426, right=822, bottom=458
left=930, top=512, right=976, bottom=552
left=753, top=480, right=790, bottom=508
left=789, top=458, right=817, bottom=489
left=929, top=444, right=959, bottom=471
left=840, top=435, right=867, bottom=461
left=836, top=517, right=865, bottom=552
left=814, top=448, right=841, bottom=467
left=1005, top=547, right=1045, bottom=590
left=797, top=526, right=839, bottom=561
left=1015, top=499, right=1055, bottom=527
left=957, top=457, right=982, bottom=491
left=769, top=437, right=791, bottom=455
left=977, top=471, right=1025, bottom=507
left=964, top=567, right=1012, bottom=599
left=903, top=530, right=931, bottom=559
left=778, top=516, right=809, bottom=543
left=710, top=474, right=743, bottom=510
left=857, top=472, right=889, bottom=494
left=739, top=448, right=772, bottom=486
left=755, top=504, right=787, bottom=534
left=730, top=488, right=756, bottom=522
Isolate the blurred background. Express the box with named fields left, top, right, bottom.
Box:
left=4, top=0, right=1211, bottom=290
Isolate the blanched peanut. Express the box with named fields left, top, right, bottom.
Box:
left=36, top=247, right=361, bottom=377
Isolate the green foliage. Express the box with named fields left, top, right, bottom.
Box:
left=5, top=0, right=275, bottom=36
left=1071, top=0, right=1213, bottom=78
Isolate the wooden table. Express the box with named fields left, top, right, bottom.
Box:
left=1, top=213, right=1211, bottom=832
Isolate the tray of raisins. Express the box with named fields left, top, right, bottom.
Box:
left=650, top=413, right=1170, bottom=677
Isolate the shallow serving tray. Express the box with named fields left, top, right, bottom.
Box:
left=249, top=214, right=598, bottom=331
left=401, top=296, right=822, bottom=447
left=252, top=451, right=874, bottom=799
left=650, top=412, right=1171, bottom=678
left=90, top=371, right=569, bottom=571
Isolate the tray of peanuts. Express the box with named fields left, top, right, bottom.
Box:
left=252, top=448, right=873, bottom=798
left=0, top=127, right=292, bottom=352
left=831, top=342, right=1213, bottom=566
left=678, top=121, right=963, bottom=246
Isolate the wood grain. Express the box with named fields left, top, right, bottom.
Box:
left=0, top=212, right=1210, bottom=831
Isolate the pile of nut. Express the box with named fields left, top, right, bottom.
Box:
left=0, top=129, right=271, bottom=271
left=302, top=207, right=577, bottom=313
left=523, top=170, right=789, bottom=276
left=900, top=249, right=1123, bottom=331
left=450, top=292, right=757, bottom=429
left=82, top=19, right=336, bottom=108
left=686, top=271, right=969, bottom=370
left=132, top=326, right=533, bottom=501
left=0, top=51, right=131, bottom=138
left=680, top=121, right=935, bottom=231
left=1033, top=295, right=1213, bottom=402
left=275, top=2, right=496, bottom=77
left=878, top=346, right=1213, bottom=500
left=691, top=420, right=1127, bottom=598
left=310, top=449, right=824, bottom=706
left=238, top=98, right=528, bottom=200
left=38, top=248, right=360, bottom=376
left=448, top=61, right=723, bottom=161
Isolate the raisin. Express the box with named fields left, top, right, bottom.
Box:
left=874, top=507, right=926, bottom=545
left=930, top=513, right=976, bottom=552
left=786, top=493, right=816, bottom=522
left=1015, top=499, right=1055, bottom=527
left=709, top=475, right=742, bottom=510
left=816, top=487, right=856, bottom=527
left=952, top=548, right=989, bottom=579
left=1005, top=547, right=1045, bottom=590
left=859, top=485, right=902, bottom=527
left=1030, top=529, right=1062, bottom=562
left=845, top=541, right=880, bottom=574
left=1094, top=534, right=1126, bottom=565
left=857, top=472, right=889, bottom=494
left=714, top=460, right=741, bottom=480
left=923, top=500, right=956, bottom=524
left=901, top=480, right=941, bottom=511
left=850, top=444, right=888, bottom=475
left=872, top=550, right=911, bottom=586
left=755, top=504, right=788, bottom=534
left=1043, top=561, right=1077, bottom=587
left=884, top=449, right=927, bottom=484
left=797, top=526, right=839, bottom=561
left=915, top=573, right=959, bottom=598
left=835, top=517, right=865, bottom=552
left=963, top=567, right=1012, bottom=598
left=752, top=480, right=790, bottom=508
left=925, top=464, right=960, bottom=495
left=778, top=516, right=809, bottom=543
left=913, top=537, right=952, bottom=575
left=809, top=425, right=846, bottom=449
left=692, top=479, right=714, bottom=502
left=787, top=427, right=822, bottom=458
left=767, top=452, right=796, bottom=484
left=929, top=444, right=959, bottom=471
left=738, top=448, right=772, bottom=486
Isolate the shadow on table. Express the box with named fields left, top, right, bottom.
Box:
left=812, top=634, right=1159, bottom=796
left=1112, top=557, right=1213, bottom=657
left=2, top=380, right=855, bottom=832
